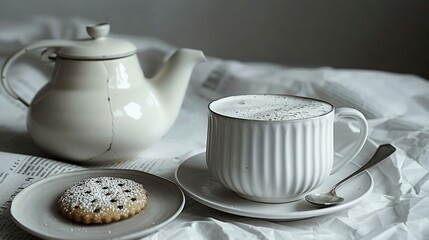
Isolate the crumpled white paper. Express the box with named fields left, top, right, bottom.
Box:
left=0, top=16, right=428, bottom=240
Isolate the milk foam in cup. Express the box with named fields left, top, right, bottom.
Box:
left=209, top=95, right=333, bottom=121
left=206, top=94, right=368, bottom=203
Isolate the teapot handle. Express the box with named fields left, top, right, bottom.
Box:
left=1, top=40, right=74, bottom=107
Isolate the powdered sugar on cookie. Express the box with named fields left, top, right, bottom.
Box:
left=58, top=177, right=147, bottom=224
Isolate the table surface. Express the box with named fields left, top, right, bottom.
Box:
left=0, top=17, right=428, bottom=240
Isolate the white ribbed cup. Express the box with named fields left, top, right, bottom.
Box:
left=206, top=95, right=368, bottom=203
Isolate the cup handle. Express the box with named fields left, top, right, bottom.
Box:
left=331, top=107, right=369, bottom=174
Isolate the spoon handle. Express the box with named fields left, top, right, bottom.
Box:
left=331, top=144, right=396, bottom=193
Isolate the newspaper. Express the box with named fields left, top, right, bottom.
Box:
left=1, top=17, right=429, bottom=240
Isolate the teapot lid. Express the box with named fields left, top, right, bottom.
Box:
left=56, top=23, right=137, bottom=59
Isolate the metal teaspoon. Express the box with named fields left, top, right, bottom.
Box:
left=305, top=144, right=396, bottom=207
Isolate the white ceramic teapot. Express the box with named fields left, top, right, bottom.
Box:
left=1, top=23, right=205, bottom=163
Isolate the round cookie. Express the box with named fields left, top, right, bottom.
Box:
left=58, top=176, right=148, bottom=224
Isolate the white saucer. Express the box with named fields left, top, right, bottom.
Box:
left=175, top=142, right=376, bottom=221
left=11, top=169, right=185, bottom=240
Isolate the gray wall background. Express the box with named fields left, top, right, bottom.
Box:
left=1, top=0, right=428, bottom=79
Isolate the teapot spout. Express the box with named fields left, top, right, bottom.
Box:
left=151, top=48, right=205, bottom=126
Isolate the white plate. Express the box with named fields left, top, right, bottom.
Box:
left=11, top=169, right=185, bottom=240
left=175, top=142, right=376, bottom=221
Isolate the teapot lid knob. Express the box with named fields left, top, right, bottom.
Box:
left=86, top=23, right=110, bottom=39
left=57, top=23, right=136, bottom=59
